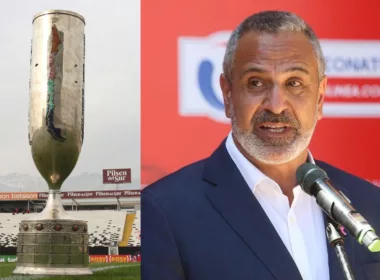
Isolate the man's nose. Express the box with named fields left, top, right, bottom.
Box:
left=262, top=85, right=289, bottom=115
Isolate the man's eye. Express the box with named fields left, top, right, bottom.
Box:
left=287, top=80, right=302, bottom=87
left=248, top=79, right=264, bottom=87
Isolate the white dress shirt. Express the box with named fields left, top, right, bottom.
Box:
left=225, top=132, right=329, bottom=280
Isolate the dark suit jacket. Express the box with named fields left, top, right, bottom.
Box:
left=141, top=140, right=380, bottom=280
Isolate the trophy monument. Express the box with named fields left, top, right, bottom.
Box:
left=13, top=10, right=92, bottom=275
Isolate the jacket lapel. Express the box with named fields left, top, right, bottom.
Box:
left=203, top=140, right=303, bottom=280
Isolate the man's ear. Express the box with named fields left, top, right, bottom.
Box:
left=220, top=74, right=232, bottom=118
left=316, top=75, right=327, bottom=121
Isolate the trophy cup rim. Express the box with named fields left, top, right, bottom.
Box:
left=33, top=9, right=85, bottom=24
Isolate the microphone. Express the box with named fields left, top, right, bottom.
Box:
left=296, top=162, right=380, bottom=253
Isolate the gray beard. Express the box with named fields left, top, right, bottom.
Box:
left=229, top=103, right=318, bottom=165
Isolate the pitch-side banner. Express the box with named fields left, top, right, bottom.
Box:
left=142, top=0, right=380, bottom=187
left=88, top=255, right=140, bottom=263
left=0, top=191, right=141, bottom=201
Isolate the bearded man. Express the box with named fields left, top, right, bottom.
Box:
left=141, top=10, right=380, bottom=280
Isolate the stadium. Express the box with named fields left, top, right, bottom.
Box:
left=0, top=187, right=141, bottom=279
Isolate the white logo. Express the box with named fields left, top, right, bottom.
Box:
left=178, top=32, right=380, bottom=121
left=178, top=31, right=230, bottom=123
left=322, top=40, right=380, bottom=78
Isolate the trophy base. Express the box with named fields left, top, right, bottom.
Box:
left=13, top=218, right=92, bottom=276
left=13, top=266, right=93, bottom=276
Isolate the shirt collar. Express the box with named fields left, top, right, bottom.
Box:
left=225, top=131, right=315, bottom=193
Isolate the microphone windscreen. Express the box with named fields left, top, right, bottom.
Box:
left=296, top=163, right=329, bottom=195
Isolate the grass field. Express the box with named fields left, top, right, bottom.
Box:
left=0, top=263, right=141, bottom=280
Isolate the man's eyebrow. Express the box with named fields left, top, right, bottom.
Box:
left=240, top=66, right=310, bottom=78
left=283, top=66, right=310, bottom=75
left=240, top=67, right=266, bottom=77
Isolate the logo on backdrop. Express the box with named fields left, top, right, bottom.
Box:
left=178, top=31, right=230, bottom=123
left=178, top=32, right=380, bottom=123
left=102, top=168, right=131, bottom=184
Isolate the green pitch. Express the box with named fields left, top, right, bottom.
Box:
left=0, top=263, right=141, bottom=279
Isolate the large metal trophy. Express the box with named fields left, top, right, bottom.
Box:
left=13, top=10, right=92, bottom=275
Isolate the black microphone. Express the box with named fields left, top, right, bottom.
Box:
left=296, top=162, right=380, bottom=253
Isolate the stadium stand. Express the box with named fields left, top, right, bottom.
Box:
left=0, top=210, right=140, bottom=248
left=0, top=214, right=18, bottom=247
left=0, top=189, right=141, bottom=261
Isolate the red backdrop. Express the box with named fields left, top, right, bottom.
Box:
left=141, top=0, right=380, bottom=187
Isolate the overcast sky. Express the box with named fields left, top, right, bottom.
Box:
left=0, top=0, right=140, bottom=185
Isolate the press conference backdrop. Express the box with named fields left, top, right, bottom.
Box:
left=141, top=0, right=380, bottom=187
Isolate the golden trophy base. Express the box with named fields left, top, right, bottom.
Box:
left=12, top=191, right=93, bottom=276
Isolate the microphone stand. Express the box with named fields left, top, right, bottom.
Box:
left=326, top=218, right=356, bottom=280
